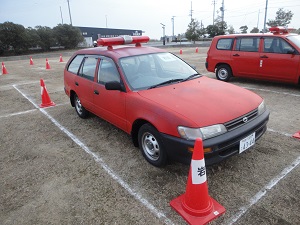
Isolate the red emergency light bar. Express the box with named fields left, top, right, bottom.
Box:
left=97, top=36, right=150, bottom=49
left=269, top=26, right=294, bottom=34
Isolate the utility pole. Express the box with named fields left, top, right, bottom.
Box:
left=257, top=9, right=260, bottom=29
left=189, top=1, right=193, bottom=22
left=160, top=23, right=165, bottom=45
left=67, top=0, right=72, bottom=26
left=212, top=0, right=216, bottom=25
left=220, top=0, right=225, bottom=32
left=263, top=0, right=268, bottom=32
left=171, top=16, right=175, bottom=38
left=60, top=6, right=64, bottom=24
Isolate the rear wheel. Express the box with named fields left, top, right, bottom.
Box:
left=216, top=64, right=232, bottom=82
left=138, top=123, right=167, bottom=167
left=74, top=94, right=89, bottom=118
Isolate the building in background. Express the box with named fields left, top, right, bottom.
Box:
left=76, top=26, right=143, bottom=47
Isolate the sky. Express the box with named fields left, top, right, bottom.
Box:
left=1, top=0, right=300, bottom=39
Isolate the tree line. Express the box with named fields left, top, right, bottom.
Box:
left=185, top=8, right=299, bottom=42
left=0, top=22, right=84, bottom=55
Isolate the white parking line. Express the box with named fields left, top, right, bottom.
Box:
left=0, top=109, right=37, bottom=119
left=243, top=86, right=300, bottom=97
left=226, top=155, right=300, bottom=225
left=13, top=84, right=174, bottom=225
left=267, top=128, right=293, bottom=137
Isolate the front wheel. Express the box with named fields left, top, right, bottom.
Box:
left=138, top=123, right=167, bottom=167
left=74, top=94, right=89, bottom=118
left=216, top=64, right=232, bottom=82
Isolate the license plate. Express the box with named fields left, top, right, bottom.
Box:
left=239, top=133, right=255, bottom=153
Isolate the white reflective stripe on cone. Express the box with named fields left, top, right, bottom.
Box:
left=41, top=86, right=44, bottom=95
left=191, top=159, right=207, bottom=184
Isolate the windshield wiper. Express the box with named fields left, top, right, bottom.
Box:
left=181, top=73, right=201, bottom=82
left=148, top=79, right=183, bottom=89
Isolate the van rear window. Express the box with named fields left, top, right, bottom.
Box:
left=217, top=38, right=234, bottom=50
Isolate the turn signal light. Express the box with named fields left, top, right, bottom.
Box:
left=188, top=147, right=212, bottom=153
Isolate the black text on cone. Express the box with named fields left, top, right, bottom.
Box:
left=170, top=138, right=225, bottom=225
left=40, top=79, right=56, bottom=108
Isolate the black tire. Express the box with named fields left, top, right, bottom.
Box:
left=138, top=123, right=167, bottom=167
left=74, top=94, right=89, bottom=118
left=216, top=64, right=232, bottom=82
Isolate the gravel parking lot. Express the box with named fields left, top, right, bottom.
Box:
left=0, top=47, right=299, bottom=225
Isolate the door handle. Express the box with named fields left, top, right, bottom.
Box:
left=233, top=54, right=240, bottom=56
left=260, top=55, right=268, bottom=58
left=75, top=82, right=79, bottom=86
left=94, top=90, right=99, bottom=95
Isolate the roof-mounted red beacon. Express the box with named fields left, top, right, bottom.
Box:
left=97, top=36, right=150, bottom=50
left=269, top=26, right=294, bottom=34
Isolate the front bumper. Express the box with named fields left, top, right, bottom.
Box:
left=160, top=109, right=270, bottom=166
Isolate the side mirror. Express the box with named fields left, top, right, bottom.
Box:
left=286, top=49, right=296, bottom=54
left=105, top=81, right=123, bottom=91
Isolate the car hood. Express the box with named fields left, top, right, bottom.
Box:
left=138, top=77, right=263, bottom=127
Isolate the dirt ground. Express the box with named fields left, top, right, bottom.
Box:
left=0, top=47, right=299, bottom=225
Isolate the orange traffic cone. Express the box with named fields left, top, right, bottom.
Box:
left=2, top=62, right=8, bottom=74
left=180, top=49, right=183, bottom=54
left=170, top=138, right=225, bottom=225
left=59, top=54, right=63, bottom=62
left=40, top=79, right=56, bottom=108
left=46, top=58, right=51, bottom=69
left=293, top=131, right=300, bottom=139
left=196, top=47, right=199, bottom=53
left=30, top=56, right=34, bottom=65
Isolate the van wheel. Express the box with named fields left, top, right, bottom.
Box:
left=74, top=94, right=89, bottom=118
left=138, top=123, right=167, bottom=167
left=216, top=65, right=232, bottom=82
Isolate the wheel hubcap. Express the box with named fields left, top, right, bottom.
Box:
left=75, top=97, right=83, bottom=114
left=142, top=132, right=160, bottom=161
left=218, top=68, right=228, bottom=80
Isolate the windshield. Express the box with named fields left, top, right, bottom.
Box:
left=119, top=52, right=200, bottom=90
left=287, top=35, right=300, bottom=48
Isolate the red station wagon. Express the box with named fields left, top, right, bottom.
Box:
left=64, top=36, right=270, bottom=167
left=206, top=27, right=300, bottom=84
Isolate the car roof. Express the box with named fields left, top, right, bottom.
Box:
left=74, top=45, right=167, bottom=59
left=215, top=32, right=299, bottom=39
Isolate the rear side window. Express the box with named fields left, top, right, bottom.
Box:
left=68, top=55, right=84, bottom=74
left=235, top=38, right=260, bottom=52
left=217, top=38, right=234, bottom=50
left=79, top=56, right=98, bottom=81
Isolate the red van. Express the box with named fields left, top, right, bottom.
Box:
left=206, top=27, right=300, bottom=84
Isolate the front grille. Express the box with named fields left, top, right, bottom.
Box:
left=224, top=109, right=258, bottom=131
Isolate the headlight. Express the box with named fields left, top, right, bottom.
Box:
left=257, top=100, right=266, bottom=116
left=200, top=124, right=227, bottom=139
left=178, top=124, right=227, bottom=140
left=178, top=126, right=203, bottom=140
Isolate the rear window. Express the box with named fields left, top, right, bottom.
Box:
left=217, top=38, right=234, bottom=50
